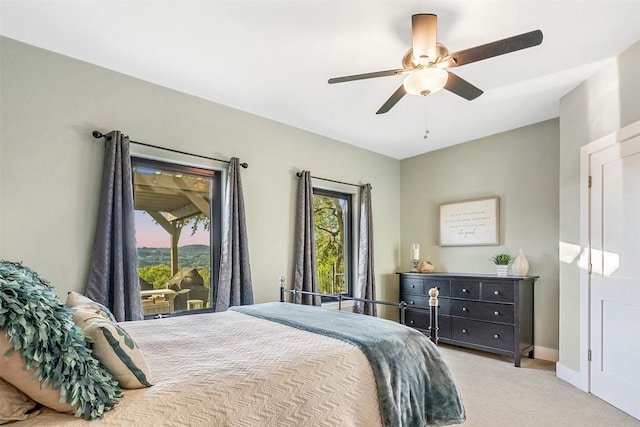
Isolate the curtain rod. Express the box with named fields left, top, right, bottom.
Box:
left=92, top=130, right=248, bottom=168
left=296, top=171, right=367, bottom=188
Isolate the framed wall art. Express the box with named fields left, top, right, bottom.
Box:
left=439, top=196, right=499, bottom=246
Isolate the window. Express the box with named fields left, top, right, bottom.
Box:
left=132, top=157, right=221, bottom=317
left=313, top=188, right=353, bottom=299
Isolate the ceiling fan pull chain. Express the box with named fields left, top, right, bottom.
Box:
left=424, top=99, right=430, bottom=140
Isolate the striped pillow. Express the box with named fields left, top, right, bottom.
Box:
left=84, top=318, right=152, bottom=389
left=72, top=307, right=152, bottom=389
left=66, top=292, right=116, bottom=322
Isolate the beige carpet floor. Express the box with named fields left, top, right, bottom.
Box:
left=437, top=344, right=640, bottom=427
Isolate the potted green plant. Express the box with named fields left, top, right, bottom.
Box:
left=490, top=253, right=513, bottom=277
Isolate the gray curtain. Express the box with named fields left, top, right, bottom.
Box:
left=216, top=157, right=254, bottom=311
left=86, top=131, right=142, bottom=322
left=355, top=183, right=376, bottom=316
left=293, top=171, right=321, bottom=305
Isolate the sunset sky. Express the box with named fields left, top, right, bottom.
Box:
left=135, top=211, right=209, bottom=248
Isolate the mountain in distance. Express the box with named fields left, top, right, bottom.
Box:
left=137, top=244, right=210, bottom=269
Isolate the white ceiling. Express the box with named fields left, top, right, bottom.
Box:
left=2, top=1, right=639, bottom=159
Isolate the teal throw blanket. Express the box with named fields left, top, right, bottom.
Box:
left=231, top=302, right=465, bottom=427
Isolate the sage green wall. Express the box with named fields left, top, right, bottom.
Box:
left=6, top=33, right=636, bottom=364
left=558, top=40, right=640, bottom=372
left=0, top=37, right=401, bottom=310
left=400, top=119, right=560, bottom=352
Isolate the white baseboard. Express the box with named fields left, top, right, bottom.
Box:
left=534, top=346, right=559, bottom=362
left=556, top=362, right=589, bottom=392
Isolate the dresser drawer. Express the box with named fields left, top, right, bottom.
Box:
left=481, top=281, right=515, bottom=303
left=401, top=277, right=451, bottom=298
left=450, top=299, right=514, bottom=324
left=404, top=294, right=430, bottom=308
left=405, top=308, right=429, bottom=329
left=403, top=294, right=450, bottom=313
left=451, top=280, right=480, bottom=299
left=401, top=277, right=424, bottom=295
left=424, top=279, right=450, bottom=297
left=405, top=311, right=450, bottom=339
left=451, top=318, right=514, bottom=351
left=405, top=309, right=445, bottom=328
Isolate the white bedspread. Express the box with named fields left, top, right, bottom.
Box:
left=14, top=310, right=382, bottom=426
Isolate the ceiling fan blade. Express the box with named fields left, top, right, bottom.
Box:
left=328, top=69, right=406, bottom=84
left=376, top=85, right=407, bottom=114
left=412, top=14, right=438, bottom=61
left=448, top=29, right=543, bottom=67
left=444, top=72, right=483, bottom=100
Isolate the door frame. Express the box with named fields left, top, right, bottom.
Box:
left=579, top=119, right=640, bottom=392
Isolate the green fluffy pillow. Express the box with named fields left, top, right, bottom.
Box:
left=0, top=260, right=122, bottom=419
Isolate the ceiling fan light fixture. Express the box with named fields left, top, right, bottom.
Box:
left=402, top=66, right=448, bottom=96
left=328, top=13, right=543, bottom=113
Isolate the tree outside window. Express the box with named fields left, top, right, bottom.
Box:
left=313, top=189, right=352, bottom=297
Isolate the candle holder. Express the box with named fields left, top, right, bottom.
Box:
left=410, top=243, right=420, bottom=272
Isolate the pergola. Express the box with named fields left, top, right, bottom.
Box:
left=133, top=170, right=211, bottom=275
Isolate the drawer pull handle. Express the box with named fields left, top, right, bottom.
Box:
left=494, top=290, right=500, bottom=295
left=493, top=334, right=500, bottom=339
left=462, top=288, right=468, bottom=293
left=494, top=311, right=500, bottom=316
left=410, top=320, right=415, bottom=324
left=462, top=307, right=468, bottom=312
left=462, top=329, right=468, bottom=334
left=411, top=284, right=415, bottom=288
left=410, top=301, right=415, bottom=305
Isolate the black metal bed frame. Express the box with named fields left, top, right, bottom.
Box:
left=278, top=277, right=440, bottom=344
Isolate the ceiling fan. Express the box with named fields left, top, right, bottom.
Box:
left=328, top=14, right=543, bottom=114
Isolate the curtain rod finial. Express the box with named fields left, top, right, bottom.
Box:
left=92, top=130, right=104, bottom=139
left=240, top=162, right=249, bottom=169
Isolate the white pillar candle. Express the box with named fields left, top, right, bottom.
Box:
left=411, top=243, right=420, bottom=261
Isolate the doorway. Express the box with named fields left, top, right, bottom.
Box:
left=582, top=120, right=640, bottom=419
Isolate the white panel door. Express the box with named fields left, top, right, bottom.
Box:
left=589, top=132, right=640, bottom=420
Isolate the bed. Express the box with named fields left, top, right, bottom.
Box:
left=1, top=262, right=465, bottom=426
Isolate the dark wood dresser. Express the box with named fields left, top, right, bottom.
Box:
left=398, top=272, right=538, bottom=367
